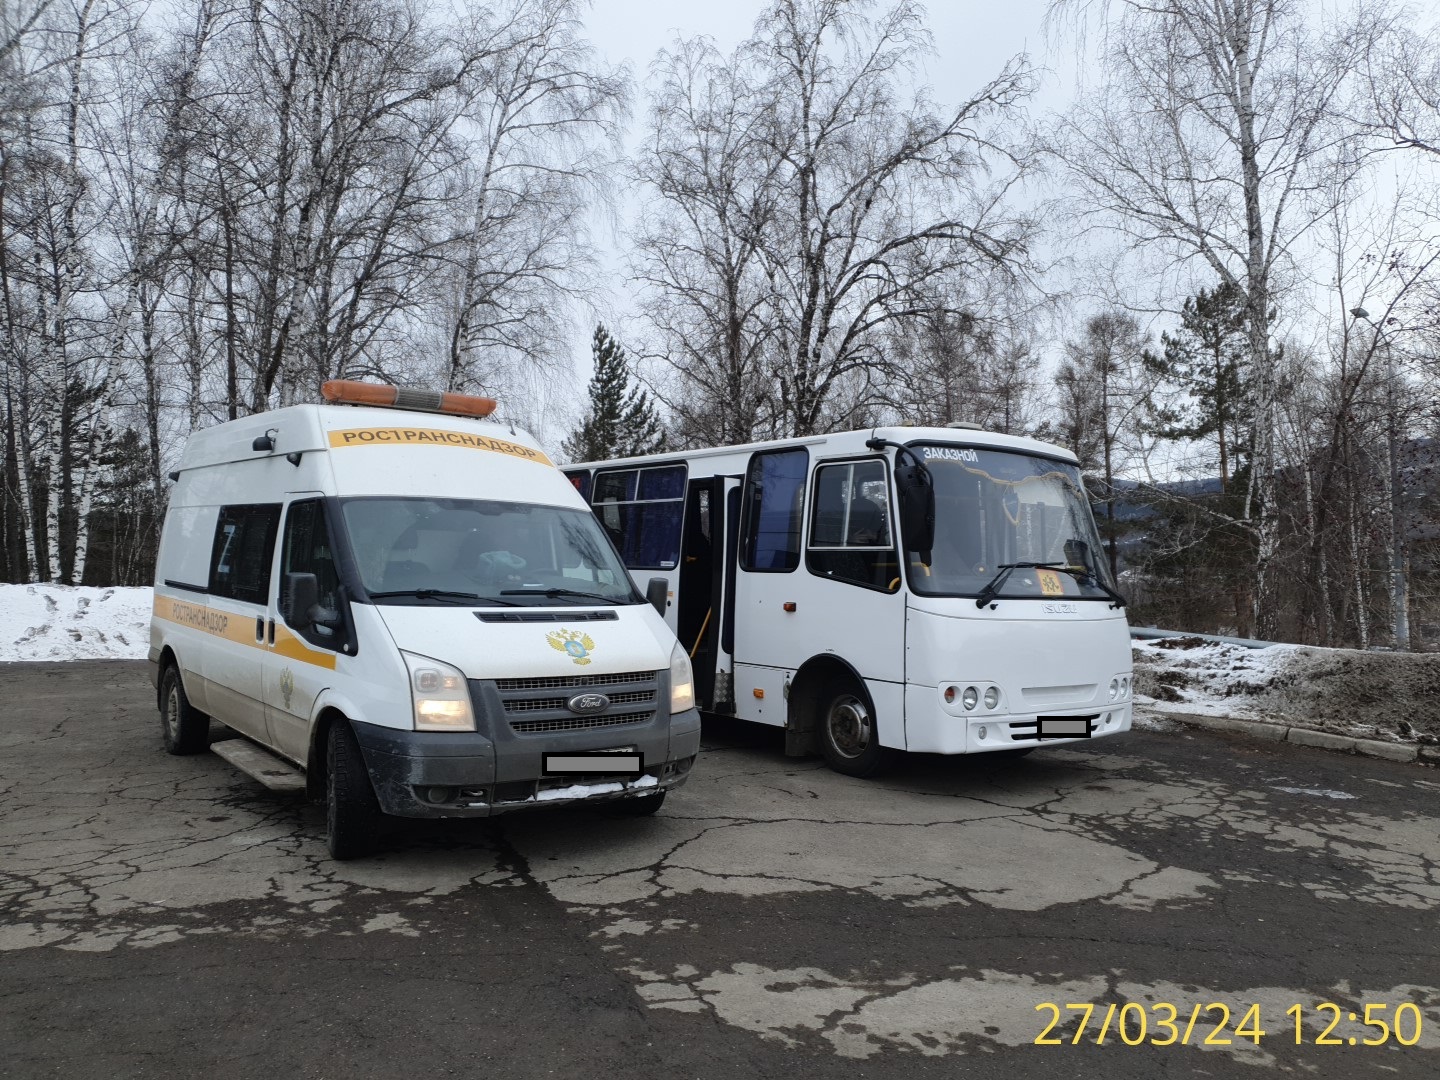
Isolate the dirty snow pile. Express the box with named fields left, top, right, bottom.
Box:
left=0, top=584, right=152, bottom=661
left=1132, top=636, right=1440, bottom=746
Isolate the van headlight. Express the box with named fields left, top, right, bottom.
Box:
left=669, top=642, right=694, bottom=714
left=402, top=652, right=475, bottom=731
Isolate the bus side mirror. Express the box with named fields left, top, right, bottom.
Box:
left=895, top=462, right=935, bottom=562
left=283, top=572, right=319, bottom=629
left=646, top=577, right=668, bottom=616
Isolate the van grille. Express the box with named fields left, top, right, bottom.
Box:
left=495, top=670, right=652, bottom=692
left=510, top=712, right=654, bottom=734
left=503, top=689, right=655, bottom=714
left=489, top=670, right=661, bottom=736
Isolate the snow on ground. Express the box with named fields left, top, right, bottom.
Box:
left=1132, top=636, right=1440, bottom=745
left=0, top=585, right=152, bottom=662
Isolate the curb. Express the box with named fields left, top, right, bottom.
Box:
left=1142, top=710, right=1434, bottom=766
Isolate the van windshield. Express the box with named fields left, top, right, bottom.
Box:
left=909, top=444, right=1114, bottom=600
left=339, top=497, right=642, bottom=606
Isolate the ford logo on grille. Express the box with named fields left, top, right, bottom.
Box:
left=567, top=693, right=610, bottom=715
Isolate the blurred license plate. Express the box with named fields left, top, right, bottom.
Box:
left=543, top=749, right=643, bottom=775
left=1036, top=717, right=1092, bottom=739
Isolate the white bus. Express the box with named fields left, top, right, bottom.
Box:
left=567, top=425, right=1132, bottom=777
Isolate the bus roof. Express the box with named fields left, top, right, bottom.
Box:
left=569, top=426, right=1079, bottom=471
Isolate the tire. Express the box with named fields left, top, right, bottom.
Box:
left=817, top=681, right=894, bottom=778
left=606, top=790, right=667, bottom=817
left=326, top=721, right=384, bottom=860
left=159, top=664, right=209, bottom=755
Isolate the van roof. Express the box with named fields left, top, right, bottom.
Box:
left=175, top=404, right=551, bottom=473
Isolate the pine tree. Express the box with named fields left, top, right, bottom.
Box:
left=1143, top=281, right=1251, bottom=493
left=562, top=325, right=667, bottom=461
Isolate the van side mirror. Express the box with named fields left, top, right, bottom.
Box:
left=645, top=576, right=668, bottom=616
left=283, top=572, right=319, bottom=629
left=894, top=461, right=935, bottom=562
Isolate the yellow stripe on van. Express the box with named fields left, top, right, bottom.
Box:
left=326, top=426, right=553, bottom=466
left=153, top=594, right=338, bottom=670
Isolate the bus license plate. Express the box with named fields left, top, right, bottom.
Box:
left=1036, top=717, right=1092, bottom=739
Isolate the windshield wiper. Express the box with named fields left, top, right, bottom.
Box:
left=974, top=562, right=1126, bottom=609
left=500, top=587, right=629, bottom=605
left=368, top=588, right=519, bottom=606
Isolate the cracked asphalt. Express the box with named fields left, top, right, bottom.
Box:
left=3, top=661, right=1439, bottom=1079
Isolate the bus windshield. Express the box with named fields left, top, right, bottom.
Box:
left=908, top=444, right=1114, bottom=601
left=339, top=497, right=642, bottom=606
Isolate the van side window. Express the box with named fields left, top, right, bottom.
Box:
left=208, top=505, right=281, bottom=605
left=591, top=465, right=686, bottom=569
left=281, top=500, right=342, bottom=638
left=807, top=460, right=898, bottom=590
left=740, top=448, right=808, bottom=572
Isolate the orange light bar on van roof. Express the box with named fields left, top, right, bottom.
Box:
left=320, top=379, right=497, bottom=418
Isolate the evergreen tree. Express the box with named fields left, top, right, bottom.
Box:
left=1143, top=281, right=1251, bottom=492
left=563, top=325, right=667, bottom=461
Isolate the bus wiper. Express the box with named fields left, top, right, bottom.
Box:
left=368, top=588, right=519, bottom=606
left=974, top=562, right=1045, bottom=608
left=500, top=587, right=626, bottom=604
left=974, top=562, right=1126, bottom=609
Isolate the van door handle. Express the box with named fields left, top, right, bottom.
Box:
left=268, top=619, right=276, bottom=645
left=255, top=616, right=265, bottom=642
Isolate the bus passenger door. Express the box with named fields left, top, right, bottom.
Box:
left=677, top=476, right=728, bottom=710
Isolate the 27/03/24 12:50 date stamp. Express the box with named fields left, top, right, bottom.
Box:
left=1035, top=1001, right=1425, bottom=1047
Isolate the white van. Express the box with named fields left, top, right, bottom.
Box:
left=150, top=381, right=700, bottom=858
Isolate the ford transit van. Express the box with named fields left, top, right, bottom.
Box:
left=150, top=381, right=701, bottom=858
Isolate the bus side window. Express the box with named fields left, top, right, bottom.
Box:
left=740, top=448, right=808, bottom=572
left=592, top=465, right=687, bottom=570
left=806, top=460, right=897, bottom=590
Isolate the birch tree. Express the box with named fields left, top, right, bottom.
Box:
left=1048, top=0, right=1378, bottom=635
left=635, top=0, right=1039, bottom=443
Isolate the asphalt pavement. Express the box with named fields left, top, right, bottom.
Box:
left=2, top=661, right=1438, bottom=1079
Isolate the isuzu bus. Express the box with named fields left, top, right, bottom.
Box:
left=567, top=426, right=1131, bottom=776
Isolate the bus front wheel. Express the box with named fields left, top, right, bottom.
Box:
left=818, top=683, right=893, bottom=778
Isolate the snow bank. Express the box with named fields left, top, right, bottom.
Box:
left=1132, top=635, right=1440, bottom=745
left=0, top=584, right=152, bottom=662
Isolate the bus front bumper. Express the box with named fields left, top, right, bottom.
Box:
left=903, top=686, right=1132, bottom=754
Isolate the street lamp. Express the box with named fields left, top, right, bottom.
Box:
left=1349, top=305, right=1409, bottom=650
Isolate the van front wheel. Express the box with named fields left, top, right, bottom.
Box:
left=817, top=682, right=894, bottom=778
left=160, top=665, right=209, bottom=755
left=326, top=721, right=383, bottom=860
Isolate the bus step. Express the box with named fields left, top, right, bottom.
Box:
left=212, top=739, right=306, bottom=792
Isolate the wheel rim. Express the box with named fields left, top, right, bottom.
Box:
left=164, top=684, right=180, bottom=740
left=826, top=694, right=872, bottom=759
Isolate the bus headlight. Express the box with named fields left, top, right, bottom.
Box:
left=1108, top=678, right=1119, bottom=700
left=670, top=643, right=694, bottom=714
left=962, top=686, right=979, bottom=711
left=983, top=686, right=1000, bottom=710
left=403, top=652, right=475, bottom=731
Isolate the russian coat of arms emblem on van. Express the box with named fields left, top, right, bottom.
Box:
left=547, top=629, right=596, bottom=666
left=279, top=666, right=295, bottom=709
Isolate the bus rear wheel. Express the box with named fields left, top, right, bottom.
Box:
left=818, top=683, right=893, bottom=778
